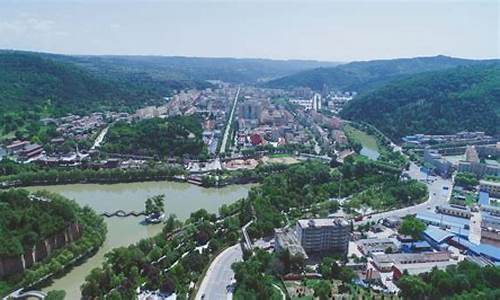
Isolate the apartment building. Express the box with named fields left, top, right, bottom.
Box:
left=296, top=218, right=350, bottom=254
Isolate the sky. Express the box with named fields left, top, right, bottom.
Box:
left=0, top=0, right=498, bottom=62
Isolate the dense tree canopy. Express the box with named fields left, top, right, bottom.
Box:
left=341, top=64, right=500, bottom=140
left=265, top=55, right=491, bottom=92
left=397, top=261, right=500, bottom=299
left=0, top=52, right=180, bottom=135
left=102, top=116, right=207, bottom=159
left=0, top=189, right=78, bottom=256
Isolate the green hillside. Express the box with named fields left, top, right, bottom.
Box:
left=265, top=55, right=495, bottom=92
left=0, top=52, right=202, bottom=135
left=340, top=64, right=500, bottom=140
left=43, top=54, right=338, bottom=83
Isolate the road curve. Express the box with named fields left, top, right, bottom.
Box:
left=195, top=243, right=243, bottom=300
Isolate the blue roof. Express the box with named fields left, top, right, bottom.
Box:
left=479, top=192, right=490, bottom=206
left=413, top=241, right=432, bottom=248
left=423, top=226, right=454, bottom=243
left=450, top=237, right=500, bottom=261
left=448, top=227, right=469, bottom=238
left=416, top=211, right=470, bottom=229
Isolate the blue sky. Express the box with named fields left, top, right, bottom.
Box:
left=0, top=0, right=498, bottom=61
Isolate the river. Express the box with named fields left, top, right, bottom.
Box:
left=26, top=181, right=252, bottom=299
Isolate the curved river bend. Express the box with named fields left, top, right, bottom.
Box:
left=26, top=181, right=252, bottom=299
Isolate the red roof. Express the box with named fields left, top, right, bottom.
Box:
left=249, top=133, right=263, bottom=145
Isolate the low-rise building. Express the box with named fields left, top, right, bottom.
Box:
left=421, top=226, right=454, bottom=250
left=436, top=204, right=472, bottom=219
left=357, top=238, right=400, bottom=256
left=458, top=161, right=500, bottom=178
left=423, top=148, right=453, bottom=177
left=372, top=251, right=451, bottom=272
left=479, top=180, right=500, bottom=198
left=274, top=228, right=308, bottom=259
left=416, top=211, right=470, bottom=233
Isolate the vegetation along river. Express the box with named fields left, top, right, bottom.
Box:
left=26, top=181, right=252, bottom=299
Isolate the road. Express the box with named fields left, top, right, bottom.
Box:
left=219, top=87, right=240, bottom=155
left=356, top=162, right=453, bottom=225
left=91, top=126, right=109, bottom=150
left=195, top=244, right=242, bottom=300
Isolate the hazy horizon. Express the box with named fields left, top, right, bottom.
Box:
left=0, top=0, right=498, bottom=62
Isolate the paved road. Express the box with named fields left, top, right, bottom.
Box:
left=219, top=87, right=240, bottom=155
left=91, top=126, right=109, bottom=150
left=356, top=162, right=452, bottom=225
left=196, top=244, right=242, bottom=300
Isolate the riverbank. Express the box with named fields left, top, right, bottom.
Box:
left=0, top=166, right=187, bottom=189
left=344, top=124, right=380, bottom=160
left=25, top=181, right=252, bottom=299
left=0, top=190, right=107, bottom=298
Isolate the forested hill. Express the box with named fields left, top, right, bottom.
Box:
left=264, top=55, right=496, bottom=92
left=340, top=64, right=500, bottom=140
left=42, top=54, right=339, bottom=83
left=0, top=52, right=188, bottom=124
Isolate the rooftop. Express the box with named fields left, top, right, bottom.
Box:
left=479, top=191, right=490, bottom=206
left=480, top=180, right=500, bottom=187
left=274, top=228, right=308, bottom=258
left=423, top=226, right=455, bottom=244
left=450, top=236, right=500, bottom=261
left=416, top=211, right=470, bottom=228
left=297, top=218, right=349, bottom=229
left=373, top=251, right=451, bottom=265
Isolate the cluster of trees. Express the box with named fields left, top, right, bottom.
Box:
left=0, top=190, right=106, bottom=296
left=81, top=208, right=242, bottom=299
left=332, top=156, right=426, bottom=212
left=232, top=249, right=296, bottom=299
left=145, top=195, right=165, bottom=215
left=102, top=116, right=207, bottom=159
left=234, top=157, right=426, bottom=237
left=341, top=64, right=500, bottom=140
left=397, top=260, right=500, bottom=299
left=398, top=216, right=427, bottom=240
left=0, top=162, right=186, bottom=187
left=454, top=172, right=479, bottom=190
left=344, top=178, right=427, bottom=211
left=319, top=257, right=356, bottom=284
left=0, top=189, right=77, bottom=256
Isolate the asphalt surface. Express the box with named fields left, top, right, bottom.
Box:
left=195, top=244, right=242, bottom=300
left=219, top=87, right=240, bottom=155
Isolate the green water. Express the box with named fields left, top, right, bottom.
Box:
left=26, top=181, right=252, bottom=299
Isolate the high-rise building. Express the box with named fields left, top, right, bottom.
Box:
left=312, top=93, right=322, bottom=111
left=296, top=218, right=350, bottom=254
left=238, top=100, right=262, bottom=120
